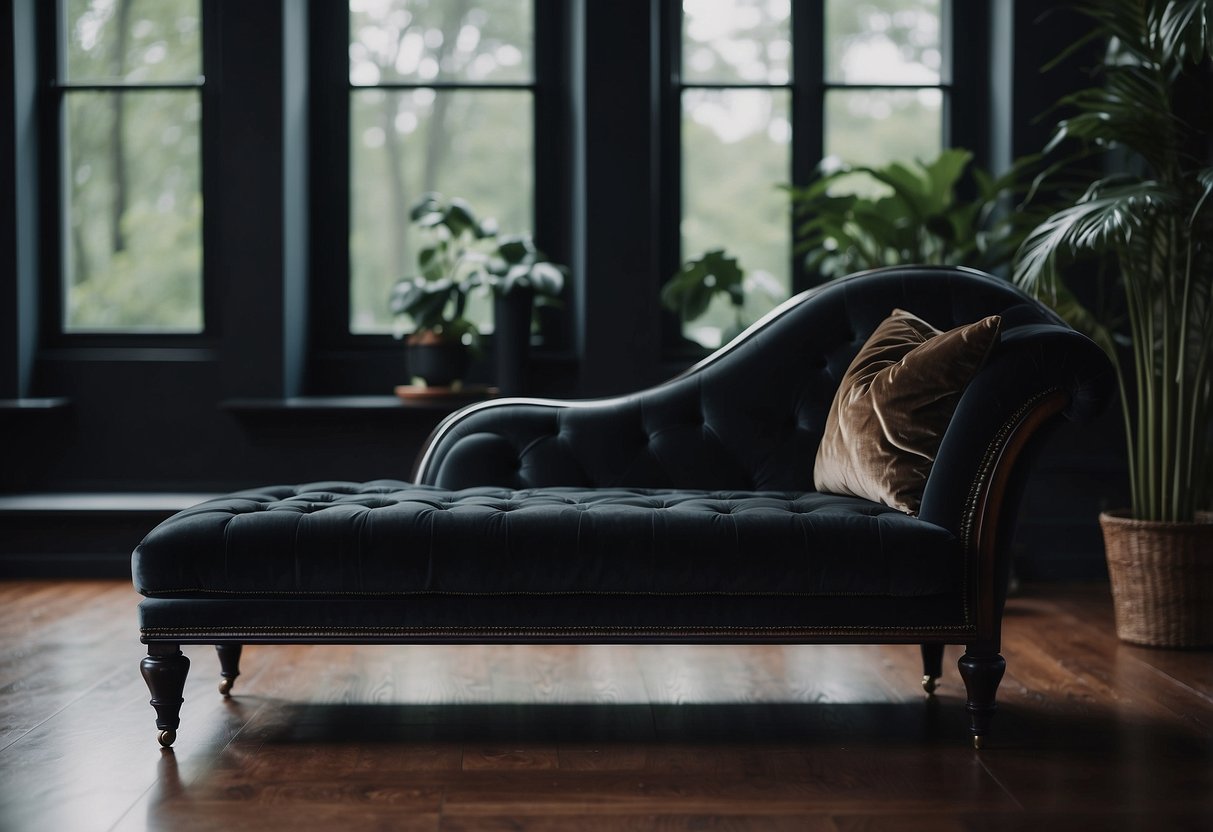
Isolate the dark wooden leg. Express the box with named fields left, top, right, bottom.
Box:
left=958, top=649, right=1006, bottom=750
left=215, top=644, right=243, bottom=697
left=140, top=644, right=190, bottom=748
left=920, top=643, right=945, bottom=695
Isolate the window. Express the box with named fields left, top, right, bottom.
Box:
left=347, top=0, right=535, bottom=335
left=679, top=0, right=792, bottom=350
left=823, top=0, right=944, bottom=190
left=673, top=0, right=947, bottom=349
left=54, top=0, right=205, bottom=333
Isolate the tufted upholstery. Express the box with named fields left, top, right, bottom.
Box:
left=131, top=267, right=1116, bottom=751
left=133, top=266, right=1113, bottom=630
left=133, top=483, right=961, bottom=599
left=415, top=267, right=1112, bottom=538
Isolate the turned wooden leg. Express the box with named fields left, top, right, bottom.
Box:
left=215, top=644, right=242, bottom=696
left=140, top=644, right=190, bottom=748
left=958, top=649, right=1006, bottom=750
left=920, top=643, right=945, bottom=695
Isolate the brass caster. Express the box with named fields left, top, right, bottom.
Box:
left=218, top=677, right=234, bottom=697
left=921, top=674, right=939, bottom=696
left=158, top=729, right=177, bottom=748
left=972, top=734, right=984, bottom=751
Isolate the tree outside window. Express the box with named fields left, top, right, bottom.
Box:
left=59, top=0, right=204, bottom=333
left=348, top=0, right=535, bottom=335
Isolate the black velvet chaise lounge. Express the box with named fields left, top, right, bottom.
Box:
left=132, top=266, right=1112, bottom=749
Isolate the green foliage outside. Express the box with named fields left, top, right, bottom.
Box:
left=350, top=0, right=535, bottom=334
left=680, top=0, right=945, bottom=348
left=59, top=0, right=955, bottom=342
left=681, top=90, right=791, bottom=349
left=62, top=0, right=203, bottom=332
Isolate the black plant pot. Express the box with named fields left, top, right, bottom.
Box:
left=493, top=288, right=533, bottom=396
left=405, top=340, right=469, bottom=388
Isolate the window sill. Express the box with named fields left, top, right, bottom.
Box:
left=0, top=491, right=216, bottom=514
left=0, top=397, right=72, bottom=411
left=221, top=395, right=482, bottom=415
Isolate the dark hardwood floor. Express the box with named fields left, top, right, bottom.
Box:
left=0, top=580, right=1210, bottom=831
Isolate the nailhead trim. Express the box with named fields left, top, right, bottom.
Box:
left=143, top=623, right=976, bottom=638
left=957, top=387, right=1061, bottom=626
left=140, top=588, right=949, bottom=599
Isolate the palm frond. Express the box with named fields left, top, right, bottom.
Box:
left=1153, top=0, right=1213, bottom=64
left=1048, top=65, right=1179, bottom=170
left=1022, top=0, right=1213, bottom=521
left=1191, top=165, right=1213, bottom=223
left=1014, top=180, right=1173, bottom=295
left=1071, top=0, right=1154, bottom=61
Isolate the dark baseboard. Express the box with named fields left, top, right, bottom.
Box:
left=0, top=492, right=217, bottom=579
left=0, top=552, right=130, bottom=579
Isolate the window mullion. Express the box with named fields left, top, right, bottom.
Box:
left=37, top=0, right=63, bottom=347
left=309, top=0, right=352, bottom=348
left=790, top=0, right=824, bottom=294
left=658, top=0, right=682, bottom=351
left=533, top=0, right=573, bottom=351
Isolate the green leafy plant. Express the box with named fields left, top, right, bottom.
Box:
left=662, top=249, right=744, bottom=320
left=660, top=248, right=779, bottom=343
left=485, top=234, right=566, bottom=301
left=1013, top=0, right=1213, bottom=523
left=389, top=193, right=566, bottom=345
left=389, top=193, right=495, bottom=345
left=788, top=149, right=1041, bottom=279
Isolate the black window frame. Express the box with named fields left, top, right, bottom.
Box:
left=36, top=0, right=220, bottom=350
left=308, top=0, right=574, bottom=365
left=659, top=0, right=989, bottom=358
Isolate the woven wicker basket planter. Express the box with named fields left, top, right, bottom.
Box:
left=1100, top=511, right=1213, bottom=648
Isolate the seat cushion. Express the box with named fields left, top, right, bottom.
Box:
left=132, top=481, right=962, bottom=599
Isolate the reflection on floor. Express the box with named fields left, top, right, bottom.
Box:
left=0, top=580, right=1210, bottom=831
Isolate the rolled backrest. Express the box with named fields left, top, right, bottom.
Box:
left=416, top=266, right=1066, bottom=492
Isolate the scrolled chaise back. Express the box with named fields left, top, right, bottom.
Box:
left=414, top=266, right=1109, bottom=523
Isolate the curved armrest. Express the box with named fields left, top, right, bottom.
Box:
left=917, top=319, right=1114, bottom=538
left=412, top=378, right=771, bottom=489
left=413, top=397, right=605, bottom=488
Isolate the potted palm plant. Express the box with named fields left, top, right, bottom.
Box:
left=1013, top=0, right=1213, bottom=646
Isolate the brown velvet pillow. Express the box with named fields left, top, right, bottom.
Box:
left=813, top=308, right=1002, bottom=515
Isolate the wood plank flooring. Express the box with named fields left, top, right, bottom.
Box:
left=0, top=580, right=1210, bottom=831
